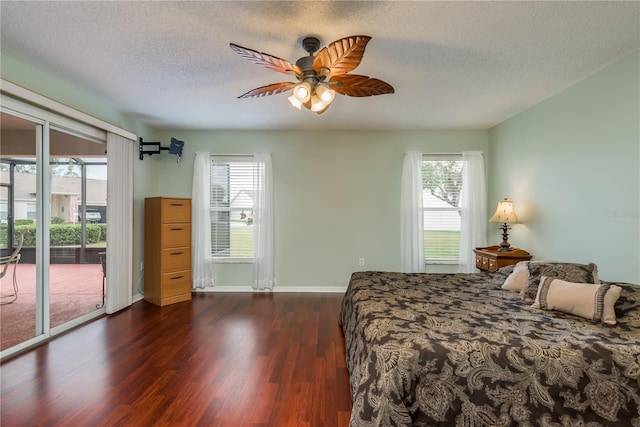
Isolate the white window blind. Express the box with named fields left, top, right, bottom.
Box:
left=210, top=156, right=254, bottom=260
left=422, top=155, right=463, bottom=262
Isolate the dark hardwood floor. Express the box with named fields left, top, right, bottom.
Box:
left=1, top=292, right=353, bottom=426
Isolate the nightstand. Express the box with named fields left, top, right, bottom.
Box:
left=473, top=246, right=532, bottom=272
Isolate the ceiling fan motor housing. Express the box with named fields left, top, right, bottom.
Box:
left=301, top=36, right=320, bottom=54
left=297, top=37, right=323, bottom=87
left=296, top=55, right=321, bottom=86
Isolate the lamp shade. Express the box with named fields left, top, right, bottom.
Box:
left=288, top=95, right=303, bottom=110
left=315, top=84, right=335, bottom=104
left=293, top=82, right=312, bottom=103
left=489, top=198, right=519, bottom=223
left=310, top=94, right=326, bottom=112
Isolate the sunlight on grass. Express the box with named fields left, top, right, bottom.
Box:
left=424, top=230, right=460, bottom=260
left=231, top=226, right=253, bottom=258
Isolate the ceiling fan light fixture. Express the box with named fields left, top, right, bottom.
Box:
left=293, top=82, right=312, bottom=103
left=288, top=94, right=303, bottom=110
left=315, top=84, right=335, bottom=104
left=310, top=94, right=327, bottom=112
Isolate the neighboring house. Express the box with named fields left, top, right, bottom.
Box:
left=0, top=171, right=107, bottom=223
left=423, top=190, right=460, bottom=232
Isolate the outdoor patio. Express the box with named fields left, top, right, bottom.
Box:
left=0, top=263, right=104, bottom=350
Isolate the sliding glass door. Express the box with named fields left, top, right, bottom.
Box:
left=49, top=128, right=107, bottom=332
left=0, top=112, right=41, bottom=350
left=0, top=110, right=107, bottom=353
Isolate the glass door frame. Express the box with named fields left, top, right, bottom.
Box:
left=1, top=98, right=107, bottom=359
left=1, top=80, right=135, bottom=361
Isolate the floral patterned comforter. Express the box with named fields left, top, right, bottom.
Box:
left=339, top=271, right=640, bottom=427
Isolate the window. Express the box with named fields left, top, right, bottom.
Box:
left=422, top=155, right=463, bottom=262
left=26, top=202, right=37, bottom=221
left=210, top=156, right=254, bottom=261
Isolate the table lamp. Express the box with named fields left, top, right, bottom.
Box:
left=489, top=198, right=520, bottom=252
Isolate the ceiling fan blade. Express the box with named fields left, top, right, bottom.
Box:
left=237, top=82, right=296, bottom=99
left=230, top=43, right=302, bottom=76
left=313, top=35, right=371, bottom=77
left=329, top=74, right=394, bottom=97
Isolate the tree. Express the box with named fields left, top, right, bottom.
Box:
left=5, top=162, right=80, bottom=177
left=421, top=160, right=463, bottom=208
left=13, top=164, right=37, bottom=174
left=51, top=164, right=80, bottom=177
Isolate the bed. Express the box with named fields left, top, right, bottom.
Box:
left=339, top=267, right=640, bottom=426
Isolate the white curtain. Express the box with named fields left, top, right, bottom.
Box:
left=105, top=132, right=133, bottom=314
left=252, top=153, right=274, bottom=290
left=400, top=151, right=425, bottom=273
left=458, top=151, right=487, bottom=272
left=192, top=152, right=215, bottom=289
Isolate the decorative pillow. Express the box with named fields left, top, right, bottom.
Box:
left=502, top=261, right=529, bottom=291
left=501, top=260, right=559, bottom=292
left=532, top=276, right=622, bottom=325
left=497, top=264, right=516, bottom=275
left=520, top=262, right=600, bottom=304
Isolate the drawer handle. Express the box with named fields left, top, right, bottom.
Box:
left=170, top=203, right=184, bottom=206
left=170, top=251, right=184, bottom=255
left=170, top=275, right=184, bottom=280
left=170, top=228, right=184, bottom=231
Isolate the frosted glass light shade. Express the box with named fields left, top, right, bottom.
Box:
left=288, top=95, right=303, bottom=110
left=293, top=82, right=311, bottom=103
left=310, top=95, right=326, bottom=112
left=316, top=84, right=335, bottom=104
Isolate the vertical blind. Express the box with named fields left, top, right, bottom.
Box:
left=210, top=156, right=254, bottom=260
left=422, top=155, right=463, bottom=261
left=105, top=132, right=133, bottom=313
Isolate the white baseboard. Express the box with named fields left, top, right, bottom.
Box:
left=193, top=285, right=347, bottom=293
left=132, top=292, right=144, bottom=303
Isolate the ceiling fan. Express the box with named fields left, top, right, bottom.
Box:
left=230, top=35, right=394, bottom=114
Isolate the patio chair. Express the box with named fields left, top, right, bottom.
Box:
left=0, top=229, right=27, bottom=305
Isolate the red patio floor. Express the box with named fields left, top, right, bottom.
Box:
left=0, top=263, right=103, bottom=351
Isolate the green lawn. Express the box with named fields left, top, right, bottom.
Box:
left=424, top=230, right=460, bottom=260
left=230, top=226, right=253, bottom=258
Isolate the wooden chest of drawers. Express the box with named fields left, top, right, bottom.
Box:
left=144, top=197, right=192, bottom=306
left=473, top=246, right=532, bottom=272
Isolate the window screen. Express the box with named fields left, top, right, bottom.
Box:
left=422, top=155, right=463, bottom=262
left=210, top=156, right=254, bottom=260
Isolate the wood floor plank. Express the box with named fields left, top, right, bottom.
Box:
left=0, top=292, right=352, bottom=427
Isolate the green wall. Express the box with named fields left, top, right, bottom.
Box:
left=2, top=52, right=488, bottom=291
left=5, top=48, right=637, bottom=289
left=488, top=52, right=639, bottom=283
left=147, top=129, right=488, bottom=288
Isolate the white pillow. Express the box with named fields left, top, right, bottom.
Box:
left=532, top=276, right=622, bottom=325
left=522, top=262, right=600, bottom=304
left=502, top=261, right=529, bottom=291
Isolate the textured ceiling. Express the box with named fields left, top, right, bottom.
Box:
left=1, top=1, right=638, bottom=131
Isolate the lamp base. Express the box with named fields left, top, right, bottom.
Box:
left=497, top=223, right=512, bottom=251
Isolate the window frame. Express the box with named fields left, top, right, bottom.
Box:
left=422, top=154, right=463, bottom=265
left=209, top=155, right=255, bottom=264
